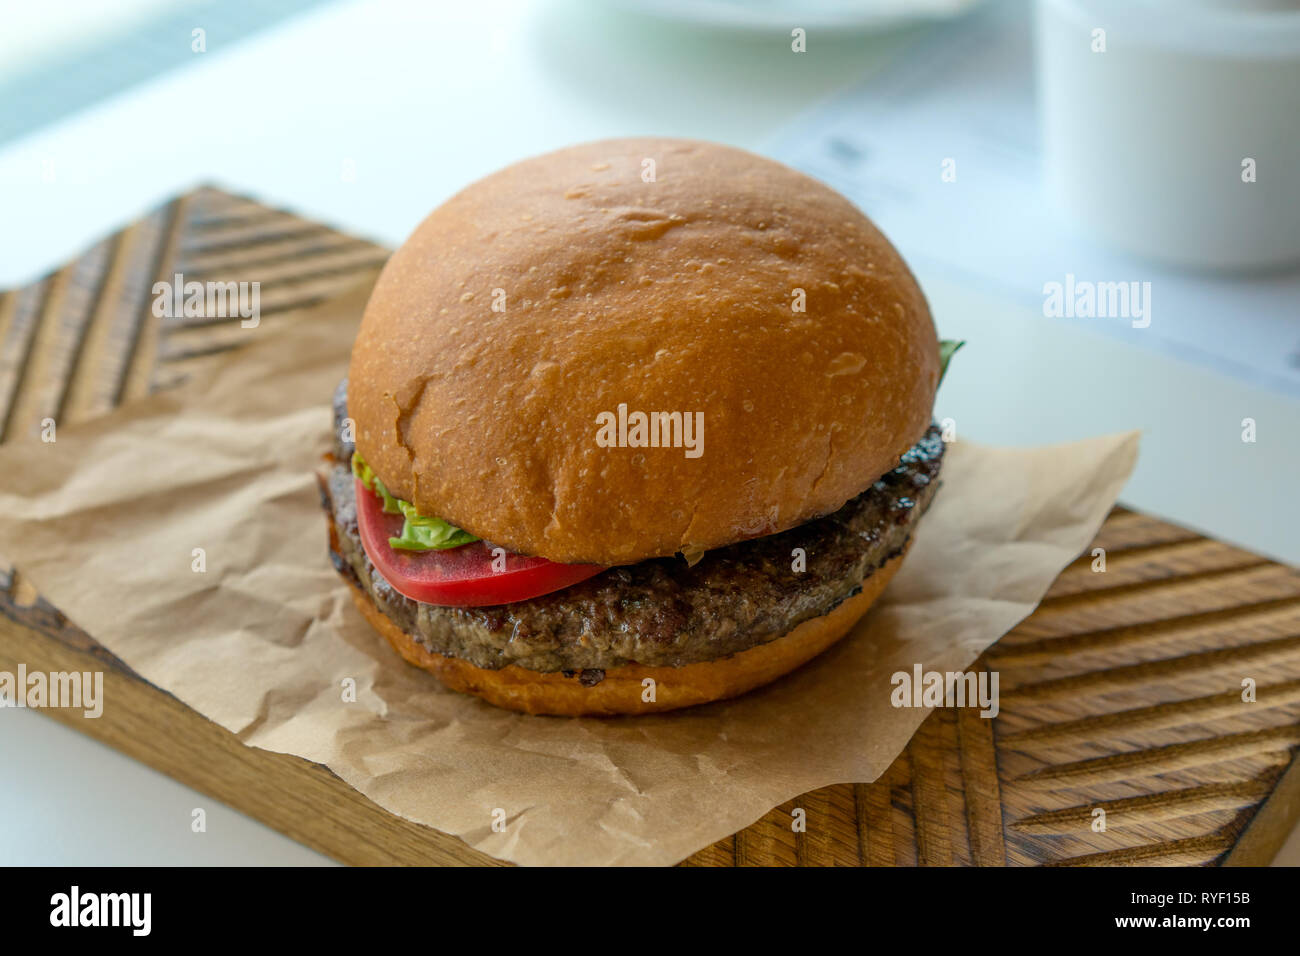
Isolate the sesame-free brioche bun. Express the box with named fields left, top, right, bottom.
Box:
left=348, top=137, right=940, bottom=565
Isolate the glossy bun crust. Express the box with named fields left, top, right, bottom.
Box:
left=348, top=138, right=939, bottom=565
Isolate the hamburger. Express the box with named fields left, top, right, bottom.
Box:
left=319, top=137, right=957, bottom=716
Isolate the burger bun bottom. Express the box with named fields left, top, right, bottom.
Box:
left=345, top=545, right=909, bottom=717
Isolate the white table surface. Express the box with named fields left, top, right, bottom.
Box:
left=1, top=0, right=1297, bottom=866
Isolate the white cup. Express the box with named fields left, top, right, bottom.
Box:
left=1035, top=0, right=1300, bottom=271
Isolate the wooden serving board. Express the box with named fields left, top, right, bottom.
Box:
left=3, top=188, right=1299, bottom=866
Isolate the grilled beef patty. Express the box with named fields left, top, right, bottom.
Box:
left=322, top=379, right=944, bottom=674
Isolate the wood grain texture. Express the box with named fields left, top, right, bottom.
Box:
left=2, top=189, right=1298, bottom=866
left=0, top=584, right=500, bottom=867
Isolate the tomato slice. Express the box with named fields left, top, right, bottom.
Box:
left=354, top=478, right=606, bottom=607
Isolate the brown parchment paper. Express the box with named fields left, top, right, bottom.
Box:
left=0, top=282, right=1139, bottom=866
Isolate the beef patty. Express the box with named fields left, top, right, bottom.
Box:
left=322, top=379, right=944, bottom=674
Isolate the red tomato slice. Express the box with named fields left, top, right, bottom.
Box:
left=354, top=478, right=606, bottom=607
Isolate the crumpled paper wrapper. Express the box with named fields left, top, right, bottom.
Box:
left=0, top=282, right=1139, bottom=866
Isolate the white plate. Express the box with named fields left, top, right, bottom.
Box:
left=608, top=0, right=984, bottom=33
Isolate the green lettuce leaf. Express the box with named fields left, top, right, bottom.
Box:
left=388, top=499, right=480, bottom=551
left=938, top=339, right=965, bottom=386
left=350, top=453, right=400, bottom=514
left=351, top=452, right=478, bottom=551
